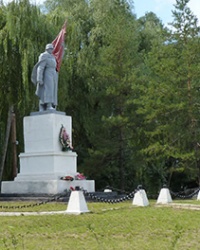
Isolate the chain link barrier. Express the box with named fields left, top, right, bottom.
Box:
left=0, top=188, right=135, bottom=210
left=84, top=191, right=136, bottom=203
left=83, top=185, right=137, bottom=204
left=0, top=191, right=71, bottom=210
left=0, top=185, right=199, bottom=210
left=169, top=187, right=200, bottom=199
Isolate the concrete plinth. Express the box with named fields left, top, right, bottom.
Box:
left=156, top=188, right=172, bottom=204
left=17, top=151, right=77, bottom=179
left=66, top=191, right=90, bottom=214
left=132, top=189, right=149, bottom=207
left=2, top=180, right=95, bottom=194
left=1, top=112, right=95, bottom=194
left=24, top=111, right=72, bottom=153
left=197, top=190, right=200, bottom=201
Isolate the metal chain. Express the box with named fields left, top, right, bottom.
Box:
left=84, top=190, right=136, bottom=203
left=1, top=186, right=199, bottom=209
left=170, top=187, right=200, bottom=199
left=0, top=191, right=70, bottom=210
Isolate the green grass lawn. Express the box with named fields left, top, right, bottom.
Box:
left=0, top=200, right=199, bottom=250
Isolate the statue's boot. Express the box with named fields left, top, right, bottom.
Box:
left=39, top=103, right=45, bottom=112
left=47, top=103, right=55, bottom=110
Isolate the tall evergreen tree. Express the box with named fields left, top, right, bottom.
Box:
left=137, top=12, right=167, bottom=53
left=134, top=0, right=200, bottom=192
left=77, top=0, right=141, bottom=190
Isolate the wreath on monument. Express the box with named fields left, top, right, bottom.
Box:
left=59, top=125, right=73, bottom=151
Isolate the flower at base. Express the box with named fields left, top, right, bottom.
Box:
left=75, top=173, right=86, bottom=180
left=60, top=176, right=74, bottom=181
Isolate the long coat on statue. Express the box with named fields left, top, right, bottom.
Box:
left=31, top=52, right=58, bottom=106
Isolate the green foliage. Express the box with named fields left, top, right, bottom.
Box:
left=137, top=12, right=168, bottom=53
left=0, top=0, right=54, bottom=180
left=76, top=0, right=141, bottom=190
left=133, top=0, right=200, bottom=192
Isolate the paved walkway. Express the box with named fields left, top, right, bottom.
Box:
left=0, top=202, right=199, bottom=216
left=156, top=202, right=200, bottom=211
left=0, top=211, right=68, bottom=216
left=0, top=210, right=90, bottom=216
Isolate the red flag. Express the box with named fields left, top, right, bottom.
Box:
left=52, top=22, right=67, bottom=72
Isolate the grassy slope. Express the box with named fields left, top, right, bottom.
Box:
left=0, top=201, right=199, bottom=250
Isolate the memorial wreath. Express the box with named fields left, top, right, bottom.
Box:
left=59, top=125, right=73, bottom=151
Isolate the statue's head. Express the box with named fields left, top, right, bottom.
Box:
left=45, top=43, right=54, bottom=53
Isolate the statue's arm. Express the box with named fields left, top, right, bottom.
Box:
left=37, top=55, right=47, bottom=85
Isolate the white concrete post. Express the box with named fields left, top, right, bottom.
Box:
left=66, top=190, right=90, bottom=215
left=156, top=188, right=172, bottom=204
left=132, top=189, right=149, bottom=207
left=197, top=190, right=200, bottom=201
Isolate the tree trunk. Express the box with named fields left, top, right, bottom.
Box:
left=119, top=128, right=125, bottom=191
left=0, top=106, right=13, bottom=192
left=11, top=112, right=18, bottom=179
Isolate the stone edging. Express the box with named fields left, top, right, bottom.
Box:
left=155, top=203, right=200, bottom=211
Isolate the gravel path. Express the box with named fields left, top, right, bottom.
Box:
left=156, top=203, right=200, bottom=211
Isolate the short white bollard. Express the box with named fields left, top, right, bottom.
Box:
left=197, top=190, right=200, bottom=201
left=156, top=188, right=172, bottom=204
left=132, top=189, right=149, bottom=207
left=104, top=189, right=112, bottom=192
left=66, top=190, right=90, bottom=215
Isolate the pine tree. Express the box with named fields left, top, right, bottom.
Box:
left=135, top=0, right=200, bottom=191
left=77, top=0, right=141, bottom=190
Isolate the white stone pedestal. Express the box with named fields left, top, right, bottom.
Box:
left=66, top=191, right=90, bottom=215
left=132, top=189, right=149, bottom=207
left=2, top=111, right=95, bottom=194
left=156, top=188, right=172, bottom=204
left=197, top=190, right=200, bottom=201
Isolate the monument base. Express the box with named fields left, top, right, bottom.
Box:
left=17, top=151, right=78, bottom=180
left=1, top=112, right=95, bottom=195
left=1, top=179, right=95, bottom=194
